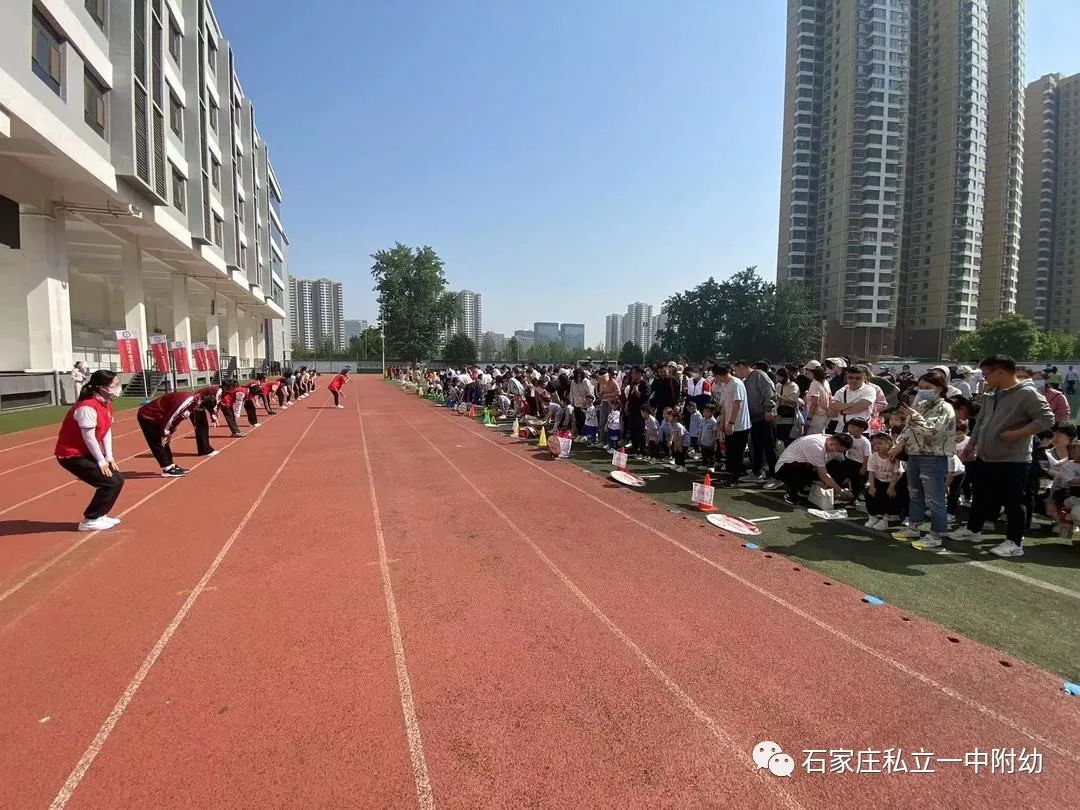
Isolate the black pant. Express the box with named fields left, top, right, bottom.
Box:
left=137, top=416, right=173, bottom=469
left=627, top=417, right=646, bottom=454
left=57, top=456, right=125, bottom=519
left=243, top=397, right=259, bottom=425
left=829, top=457, right=865, bottom=498
left=749, top=420, right=777, bottom=476
left=776, top=462, right=818, bottom=500
left=947, top=473, right=965, bottom=515
left=275, top=387, right=286, bottom=407
left=967, top=461, right=1029, bottom=545
left=332, top=389, right=341, bottom=406
left=219, top=404, right=240, bottom=434
left=866, top=476, right=906, bottom=517
left=700, top=445, right=716, bottom=469
left=725, top=428, right=750, bottom=478
left=672, top=447, right=686, bottom=466
left=191, top=409, right=214, bottom=455
left=574, top=408, right=586, bottom=436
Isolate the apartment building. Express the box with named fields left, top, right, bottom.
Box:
left=776, top=0, right=1025, bottom=359
left=0, top=0, right=290, bottom=401
left=622, top=302, right=653, bottom=349
left=604, top=313, right=621, bottom=352
left=454, top=289, right=482, bottom=346
left=559, top=322, right=585, bottom=351
left=289, top=276, right=344, bottom=351
left=1017, top=72, right=1080, bottom=333
left=533, top=321, right=559, bottom=345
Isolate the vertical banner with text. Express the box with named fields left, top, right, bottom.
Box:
left=192, top=342, right=209, bottom=372
left=149, top=334, right=171, bottom=374
left=115, top=330, right=143, bottom=373
left=170, top=340, right=191, bottom=374
left=207, top=347, right=220, bottom=372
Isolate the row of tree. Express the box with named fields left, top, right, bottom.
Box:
left=948, top=313, right=1080, bottom=363
left=290, top=327, right=383, bottom=362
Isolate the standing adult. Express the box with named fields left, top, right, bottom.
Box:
left=54, top=370, right=124, bottom=531
left=69, top=361, right=88, bottom=404
left=893, top=372, right=956, bottom=548
left=774, top=367, right=802, bottom=447
left=804, top=363, right=831, bottom=435
left=624, top=367, right=651, bottom=458
left=1043, top=378, right=1071, bottom=425
left=950, top=355, right=1055, bottom=557
left=649, top=364, right=679, bottom=422
left=328, top=368, right=350, bottom=408
left=569, top=368, right=594, bottom=437
left=1064, top=365, right=1078, bottom=396
left=713, top=364, right=751, bottom=479
left=734, top=360, right=778, bottom=483
left=826, top=366, right=878, bottom=434
left=595, top=368, right=620, bottom=437
left=684, top=366, right=711, bottom=414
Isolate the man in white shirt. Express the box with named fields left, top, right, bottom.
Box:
left=713, top=364, right=751, bottom=479
left=827, top=366, right=878, bottom=433
left=771, top=432, right=855, bottom=505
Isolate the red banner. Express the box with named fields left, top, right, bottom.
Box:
left=170, top=340, right=191, bottom=374
left=192, top=342, right=209, bottom=372
left=114, top=330, right=142, bottom=373
left=207, top=348, right=220, bottom=372
left=149, top=334, right=171, bottom=373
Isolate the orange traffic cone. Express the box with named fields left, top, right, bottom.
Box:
left=696, top=473, right=718, bottom=512
left=468, top=403, right=477, bottom=417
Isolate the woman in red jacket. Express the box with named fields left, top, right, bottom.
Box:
left=137, top=390, right=215, bottom=477
left=328, top=368, right=349, bottom=408
left=55, top=370, right=125, bottom=531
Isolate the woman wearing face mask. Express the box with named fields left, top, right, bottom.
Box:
left=54, top=369, right=125, bottom=532
left=891, top=371, right=956, bottom=549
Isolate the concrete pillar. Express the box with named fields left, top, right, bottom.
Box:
left=0, top=209, right=73, bottom=372
left=121, top=239, right=147, bottom=356
left=240, top=309, right=255, bottom=367
left=171, top=275, right=193, bottom=380
left=205, top=300, right=221, bottom=384
left=224, top=296, right=240, bottom=366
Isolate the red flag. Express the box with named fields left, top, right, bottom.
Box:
left=114, top=330, right=142, bottom=373
left=207, top=348, right=220, bottom=371
left=192, top=342, right=209, bottom=372
left=149, top=334, right=171, bottom=373
left=170, top=340, right=191, bottom=374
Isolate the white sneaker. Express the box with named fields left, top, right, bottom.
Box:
left=989, top=540, right=1024, bottom=558
left=78, top=516, right=115, bottom=532
left=738, top=473, right=761, bottom=484
left=864, top=517, right=879, bottom=528
left=100, top=515, right=121, bottom=527
left=872, top=518, right=891, bottom=531
left=898, top=528, right=922, bottom=541
left=675, top=465, right=688, bottom=473
left=762, top=478, right=782, bottom=490
left=913, top=534, right=943, bottom=550
left=947, top=514, right=957, bottom=525
left=336, top=405, right=344, bottom=409
left=947, top=527, right=983, bottom=542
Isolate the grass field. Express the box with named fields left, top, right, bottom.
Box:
left=433, top=395, right=1080, bottom=682
left=0, top=398, right=144, bottom=435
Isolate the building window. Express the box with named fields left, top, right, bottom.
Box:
left=208, top=98, right=218, bottom=132
left=168, top=17, right=181, bottom=63
left=207, top=37, right=217, bottom=73
left=83, top=68, right=107, bottom=136
left=211, top=156, right=221, bottom=189
left=32, top=11, right=64, bottom=95
left=213, top=213, right=223, bottom=246
left=237, top=196, right=245, bottom=223
left=85, top=0, right=106, bottom=30
left=171, top=165, right=186, bottom=213
left=239, top=243, right=247, bottom=270
left=169, top=93, right=183, bottom=138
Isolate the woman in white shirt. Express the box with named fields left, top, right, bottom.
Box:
left=774, top=367, right=802, bottom=446
left=805, top=366, right=831, bottom=434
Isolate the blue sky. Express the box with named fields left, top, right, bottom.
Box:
left=216, top=0, right=1080, bottom=346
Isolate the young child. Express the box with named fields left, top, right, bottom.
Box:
left=699, top=404, right=719, bottom=473
left=605, top=406, right=622, bottom=450
left=947, top=422, right=969, bottom=524
left=582, top=394, right=599, bottom=444
left=642, top=405, right=661, bottom=461
left=664, top=407, right=688, bottom=472
left=865, top=433, right=905, bottom=530
left=844, top=417, right=872, bottom=498
left=1048, top=440, right=1080, bottom=536
left=686, top=399, right=702, bottom=459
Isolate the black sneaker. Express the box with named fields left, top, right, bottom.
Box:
left=783, top=493, right=801, bottom=506
left=161, top=465, right=188, bottom=477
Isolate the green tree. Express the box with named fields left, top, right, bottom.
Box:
left=948, top=331, right=981, bottom=362
left=348, top=335, right=363, bottom=358
left=526, top=342, right=550, bottom=363
left=507, top=336, right=521, bottom=362
left=618, top=341, right=644, bottom=366
left=443, top=333, right=477, bottom=364
left=1033, top=330, right=1075, bottom=363
left=480, top=333, right=499, bottom=360
left=547, top=342, right=569, bottom=364
left=657, top=278, right=725, bottom=362
left=291, top=341, right=313, bottom=361
left=358, top=327, right=382, bottom=360
left=644, top=343, right=665, bottom=364
left=371, top=243, right=457, bottom=365
left=974, top=314, right=1040, bottom=360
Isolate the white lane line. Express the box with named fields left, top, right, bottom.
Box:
left=934, top=548, right=1080, bottom=600
left=358, top=412, right=435, bottom=810
left=405, top=419, right=801, bottom=809
left=0, top=413, right=140, bottom=455
left=47, top=409, right=322, bottom=810
left=430, top=407, right=1080, bottom=764
left=0, top=409, right=296, bottom=607
left=0, top=428, right=143, bottom=478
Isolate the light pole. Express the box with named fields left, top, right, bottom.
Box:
left=380, top=304, right=386, bottom=379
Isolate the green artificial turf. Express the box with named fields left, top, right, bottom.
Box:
left=432, top=396, right=1080, bottom=682
left=0, top=398, right=144, bottom=435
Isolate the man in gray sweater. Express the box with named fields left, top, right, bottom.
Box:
left=950, top=355, right=1055, bottom=557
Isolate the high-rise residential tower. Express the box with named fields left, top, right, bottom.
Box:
left=623, top=302, right=652, bottom=349
left=289, top=277, right=344, bottom=351
left=777, top=0, right=1025, bottom=359
left=1017, top=73, right=1080, bottom=332
left=605, top=314, right=622, bottom=351
left=454, top=290, right=482, bottom=347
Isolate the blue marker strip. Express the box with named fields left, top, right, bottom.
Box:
left=1065, top=682, right=1080, bottom=696
left=743, top=542, right=760, bottom=550
left=862, top=595, right=885, bottom=606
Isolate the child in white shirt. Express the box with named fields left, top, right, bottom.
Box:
left=582, top=395, right=599, bottom=444
left=947, top=427, right=970, bottom=523
left=865, top=433, right=905, bottom=531
left=605, top=408, right=622, bottom=450
left=687, top=400, right=703, bottom=458
left=664, top=407, right=688, bottom=472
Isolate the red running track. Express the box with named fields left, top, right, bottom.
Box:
left=0, top=378, right=1077, bottom=808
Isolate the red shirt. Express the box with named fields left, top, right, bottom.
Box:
left=261, top=381, right=276, bottom=396
left=328, top=374, right=348, bottom=392
left=138, top=392, right=197, bottom=433
left=55, top=397, right=113, bottom=458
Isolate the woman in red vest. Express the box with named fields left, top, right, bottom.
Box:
left=328, top=368, right=349, bottom=408
left=137, top=390, right=216, bottom=477
left=54, top=370, right=125, bottom=532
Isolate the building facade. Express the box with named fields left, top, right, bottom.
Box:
left=623, top=302, right=652, bottom=349
left=0, top=0, right=289, bottom=399
left=344, top=318, right=368, bottom=340
left=453, top=289, right=482, bottom=347
left=512, top=329, right=534, bottom=353
left=1017, top=72, right=1080, bottom=332
left=776, top=0, right=1024, bottom=359
left=289, top=276, right=344, bottom=351
left=559, top=323, right=585, bottom=351
left=604, top=313, right=621, bottom=352
left=533, top=321, right=559, bottom=346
